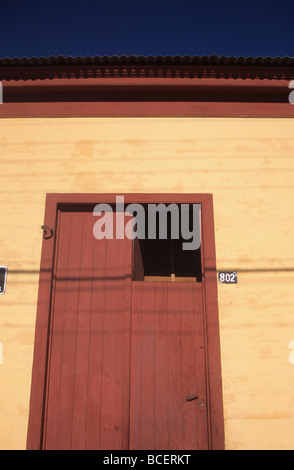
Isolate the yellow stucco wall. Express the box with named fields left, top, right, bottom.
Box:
left=0, top=117, right=294, bottom=450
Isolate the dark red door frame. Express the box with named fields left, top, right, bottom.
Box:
left=26, top=193, right=224, bottom=450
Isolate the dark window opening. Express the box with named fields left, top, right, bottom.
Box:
left=132, top=205, right=202, bottom=282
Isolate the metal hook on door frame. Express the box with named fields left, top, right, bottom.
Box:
left=41, top=225, right=54, bottom=239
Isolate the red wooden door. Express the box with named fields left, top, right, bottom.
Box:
left=27, top=195, right=224, bottom=450
left=130, top=282, right=208, bottom=450
left=43, top=209, right=132, bottom=450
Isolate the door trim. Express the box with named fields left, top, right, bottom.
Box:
left=26, top=193, right=225, bottom=450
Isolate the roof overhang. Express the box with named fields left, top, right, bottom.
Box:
left=1, top=55, right=294, bottom=117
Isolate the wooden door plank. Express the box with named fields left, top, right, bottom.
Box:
left=154, top=282, right=169, bottom=449
left=84, top=222, right=107, bottom=449
left=116, top=228, right=132, bottom=450
left=44, top=211, right=85, bottom=449
left=99, top=231, right=131, bottom=450
left=44, top=210, right=132, bottom=450
left=193, top=284, right=209, bottom=450
left=166, top=282, right=185, bottom=450
left=180, top=283, right=208, bottom=450
left=55, top=211, right=84, bottom=449
left=43, top=210, right=72, bottom=449
left=71, top=211, right=95, bottom=449
left=130, top=281, right=208, bottom=450
left=129, top=281, right=143, bottom=449
left=138, top=283, right=156, bottom=450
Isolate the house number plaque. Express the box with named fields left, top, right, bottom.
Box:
left=218, top=271, right=238, bottom=284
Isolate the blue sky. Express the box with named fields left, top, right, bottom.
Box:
left=0, top=0, right=294, bottom=58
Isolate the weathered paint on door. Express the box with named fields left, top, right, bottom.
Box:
left=27, top=195, right=223, bottom=450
